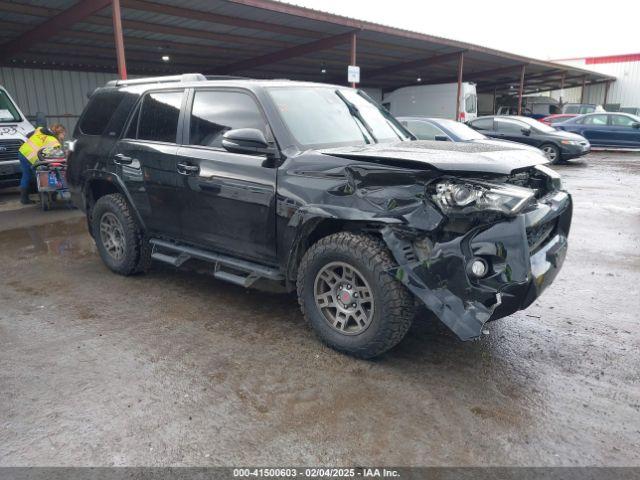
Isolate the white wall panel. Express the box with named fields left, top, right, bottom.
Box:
left=0, top=67, right=119, bottom=133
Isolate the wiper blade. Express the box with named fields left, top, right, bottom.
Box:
left=335, top=89, right=378, bottom=143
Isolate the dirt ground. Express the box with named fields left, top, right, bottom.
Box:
left=1, top=152, right=639, bottom=467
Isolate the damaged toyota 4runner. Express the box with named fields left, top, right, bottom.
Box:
left=68, top=74, right=572, bottom=358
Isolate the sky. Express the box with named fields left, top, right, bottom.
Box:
left=285, top=0, right=637, bottom=60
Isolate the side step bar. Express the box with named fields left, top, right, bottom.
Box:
left=149, top=238, right=283, bottom=288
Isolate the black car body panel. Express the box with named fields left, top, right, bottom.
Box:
left=68, top=78, right=572, bottom=342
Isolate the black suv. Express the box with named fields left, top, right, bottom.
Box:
left=68, top=74, right=572, bottom=358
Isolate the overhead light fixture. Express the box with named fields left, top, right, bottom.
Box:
left=320, top=62, right=327, bottom=75
left=417, top=77, right=422, bottom=82
left=162, top=55, right=170, bottom=62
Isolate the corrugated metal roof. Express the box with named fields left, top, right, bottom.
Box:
left=0, top=0, right=614, bottom=94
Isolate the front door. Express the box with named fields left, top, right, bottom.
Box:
left=609, top=114, right=640, bottom=148
left=112, top=89, right=186, bottom=238
left=175, top=88, right=278, bottom=264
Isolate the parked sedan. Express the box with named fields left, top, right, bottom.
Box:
left=398, top=116, right=543, bottom=154
left=467, top=115, right=590, bottom=163
left=554, top=112, right=640, bottom=148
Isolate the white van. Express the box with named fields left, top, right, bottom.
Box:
left=382, top=82, right=477, bottom=122
left=0, top=86, right=34, bottom=187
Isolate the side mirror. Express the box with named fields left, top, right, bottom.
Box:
left=222, top=128, right=275, bottom=156
left=34, top=111, right=47, bottom=128
left=632, top=122, right=640, bottom=129
left=434, top=135, right=450, bottom=142
left=521, top=127, right=532, bottom=136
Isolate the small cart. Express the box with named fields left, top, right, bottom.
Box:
left=34, top=147, right=71, bottom=211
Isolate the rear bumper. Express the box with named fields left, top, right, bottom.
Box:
left=384, top=190, right=572, bottom=341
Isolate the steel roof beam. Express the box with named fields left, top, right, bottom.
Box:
left=217, top=31, right=357, bottom=74
left=122, top=0, right=325, bottom=39
left=0, top=0, right=112, bottom=60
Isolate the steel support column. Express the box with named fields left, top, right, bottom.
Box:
left=559, top=71, right=566, bottom=105
left=603, top=80, right=611, bottom=105
left=455, top=51, right=464, bottom=121
left=517, top=65, right=525, bottom=116
left=492, top=87, right=497, bottom=115
left=580, top=75, right=587, bottom=103
left=112, top=0, right=127, bottom=79
left=350, top=32, right=357, bottom=88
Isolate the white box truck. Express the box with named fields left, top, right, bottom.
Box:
left=0, top=86, right=34, bottom=188
left=382, top=82, right=477, bottom=121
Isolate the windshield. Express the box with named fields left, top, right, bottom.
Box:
left=517, top=116, right=556, bottom=133
left=437, top=118, right=485, bottom=140
left=267, top=86, right=410, bottom=148
left=0, top=90, right=21, bottom=123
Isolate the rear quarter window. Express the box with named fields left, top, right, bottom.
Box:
left=78, top=91, right=126, bottom=136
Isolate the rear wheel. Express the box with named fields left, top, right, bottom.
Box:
left=540, top=143, right=561, bottom=163
left=91, top=193, right=143, bottom=276
left=297, top=232, right=415, bottom=358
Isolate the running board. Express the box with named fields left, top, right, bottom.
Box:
left=149, top=238, right=283, bottom=287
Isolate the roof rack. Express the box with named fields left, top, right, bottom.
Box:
left=106, top=73, right=207, bottom=87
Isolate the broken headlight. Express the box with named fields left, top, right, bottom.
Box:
left=534, top=164, right=562, bottom=190
left=433, top=180, right=534, bottom=216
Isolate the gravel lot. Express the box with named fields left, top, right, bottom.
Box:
left=1, top=151, right=639, bottom=467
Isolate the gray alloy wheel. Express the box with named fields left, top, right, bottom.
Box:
left=541, top=144, right=560, bottom=162
left=313, top=261, right=375, bottom=335
left=99, top=211, right=126, bottom=261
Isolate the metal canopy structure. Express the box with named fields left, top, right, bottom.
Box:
left=0, top=0, right=614, bottom=104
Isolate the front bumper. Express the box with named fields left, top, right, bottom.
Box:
left=384, top=190, right=572, bottom=341
left=0, top=160, right=21, bottom=188
left=560, top=141, right=590, bottom=159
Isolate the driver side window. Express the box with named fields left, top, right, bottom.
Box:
left=495, top=119, right=526, bottom=134
left=610, top=115, right=636, bottom=127
left=188, top=90, right=270, bottom=148
left=404, top=121, right=448, bottom=140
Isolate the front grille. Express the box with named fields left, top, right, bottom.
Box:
left=526, top=219, right=556, bottom=254
left=0, top=139, right=23, bottom=163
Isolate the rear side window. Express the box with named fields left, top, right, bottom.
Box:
left=583, top=114, right=608, bottom=125
left=137, top=91, right=184, bottom=143
left=470, top=118, right=493, bottom=130
left=79, top=91, right=126, bottom=135
left=188, top=90, right=268, bottom=148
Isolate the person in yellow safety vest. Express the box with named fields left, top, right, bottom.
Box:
left=18, top=124, right=66, bottom=205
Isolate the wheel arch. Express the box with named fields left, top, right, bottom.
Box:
left=83, top=172, right=145, bottom=235
left=285, top=217, right=387, bottom=285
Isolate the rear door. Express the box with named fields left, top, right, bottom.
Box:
left=175, top=88, right=278, bottom=264
left=112, top=89, right=187, bottom=238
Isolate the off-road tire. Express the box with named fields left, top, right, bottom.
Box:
left=297, top=232, right=415, bottom=358
left=91, top=193, right=144, bottom=276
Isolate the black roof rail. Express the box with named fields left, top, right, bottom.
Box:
left=106, top=73, right=206, bottom=87
left=204, top=75, right=251, bottom=80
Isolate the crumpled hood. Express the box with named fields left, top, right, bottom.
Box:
left=321, top=140, right=548, bottom=175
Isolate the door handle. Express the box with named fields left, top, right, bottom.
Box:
left=114, top=153, right=133, bottom=165
left=177, top=162, right=200, bottom=175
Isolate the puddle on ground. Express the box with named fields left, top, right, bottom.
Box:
left=0, top=217, right=96, bottom=259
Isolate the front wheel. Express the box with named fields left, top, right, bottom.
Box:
left=297, top=232, right=415, bottom=358
left=540, top=143, right=561, bottom=164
